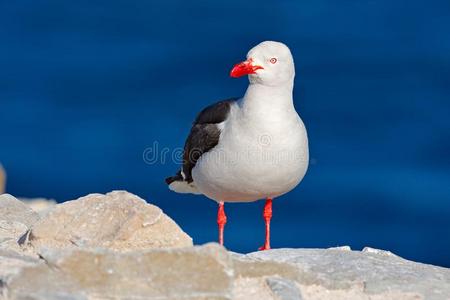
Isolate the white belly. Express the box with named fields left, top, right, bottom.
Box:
left=192, top=106, right=309, bottom=202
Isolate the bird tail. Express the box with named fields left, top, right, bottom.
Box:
left=165, top=171, right=202, bottom=195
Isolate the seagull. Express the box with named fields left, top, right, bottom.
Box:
left=166, top=41, right=309, bottom=250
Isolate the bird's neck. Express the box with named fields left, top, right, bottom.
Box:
left=241, top=81, right=295, bottom=115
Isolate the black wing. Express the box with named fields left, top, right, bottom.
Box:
left=166, top=98, right=237, bottom=185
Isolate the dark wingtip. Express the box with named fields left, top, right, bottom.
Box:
left=165, top=176, right=175, bottom=185
left=165, top=171, right=183, bottom=185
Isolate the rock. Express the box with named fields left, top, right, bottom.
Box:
left=233, top=277, right=276, bottom=300
left=8, top=243, right=233, bottom=300
left=362, top=246, right=395, bottom=256
left=232, top=252, right=303, bottom=282
left=1, top=241, right=449, bottom=299
left=0, top=165, right=5, bottom=194
left=0, top=194, right=40, bottom=253
left=0, top=194, right=39, bottom=228
left=327, top=245, right=351, bottom=251
left=231, top=252, right=303, bottom=300
left=242, top=248, right=450, bottom=300
left=28, top=191, right=193, bottom=251
left=0, top=249, right=41, bottom=298
left=266, top=277, right=303, bottom=300
left=0, top=220, right=29, bottom=252
left=1, top=190, right=449, bottom=299
left=19, top=198, right=56, bottom=217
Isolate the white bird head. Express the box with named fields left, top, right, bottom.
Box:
left=230, top=41, right=295, bottom=86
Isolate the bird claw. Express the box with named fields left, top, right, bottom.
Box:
left=258, top=245, right=271, bottom=251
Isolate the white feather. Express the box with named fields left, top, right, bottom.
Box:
left=168, top=181, right=202, bottom=195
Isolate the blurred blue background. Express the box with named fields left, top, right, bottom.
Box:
left=1, top=0, right=449, bottom=267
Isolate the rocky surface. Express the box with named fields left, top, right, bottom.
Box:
left=27, top=191, right=193, bottom=251
left=0, top=190, right=449, bottom=300
left=0, top=194, right=39, bottom=228
left=0, top=194, right=40, bottom=253
left=7, top=244, right=233, bottom=300
left=239, top=248, right=450, bottom=300
left=19, top=197, right=56, bottom=217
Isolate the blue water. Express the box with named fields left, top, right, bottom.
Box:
left=1, top=1, right=449, bottom=267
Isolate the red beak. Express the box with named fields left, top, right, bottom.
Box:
left=230, top=58, right=264, bottom=78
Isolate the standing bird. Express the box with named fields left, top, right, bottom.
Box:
left=166, top=41, right=309, bottom=250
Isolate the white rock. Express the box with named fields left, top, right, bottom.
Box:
left=1, top=242, right=448, bottom=299
left=327, top=245, right=352, bottom=251
left=19, top=198, right=56, bottom=217
left=362, top=246, right=396, bottom=256
left=8, top=243, right=233, bottom=300
left=0, top=220, right=28, bottom=252
left=266, top=277, right=303, bottom=300
left=243, top=248, right=450, bottom=300
left=28, top=191, right=193, bottom=251
left=0, top=194, right=40, bottom=227
left=0, top=194, right=40, bottom=253
left=233, top=277, right=276, bottom=300
left=0, top=249, right=41, bottom=298
left=1, top=190, right=448, bottom=300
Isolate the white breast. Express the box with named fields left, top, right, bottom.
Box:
left=192, top=100, right=309, bottom=202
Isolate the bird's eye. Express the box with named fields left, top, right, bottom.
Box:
left=270, top=58, right=277, bottom=64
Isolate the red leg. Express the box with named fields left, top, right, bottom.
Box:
left=259, top=198, right=273, bottom=251
left=217, top=201, right=227, bottom=246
